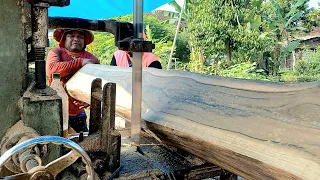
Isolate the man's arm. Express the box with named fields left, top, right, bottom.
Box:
left=46, top=48, right=83, bottom=78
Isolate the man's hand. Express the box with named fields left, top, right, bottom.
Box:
left=81, top=58, right=93, bottom=66
left=73, top=100, right=90, bottom=109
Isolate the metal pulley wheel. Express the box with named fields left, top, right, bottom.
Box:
left=0, top=136, right=94, bottom=180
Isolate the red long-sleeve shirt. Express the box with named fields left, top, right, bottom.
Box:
left=46, top=47, right=100, bottom=116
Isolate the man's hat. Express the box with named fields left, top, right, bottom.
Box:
left=53, top=28, right=94, bottom=47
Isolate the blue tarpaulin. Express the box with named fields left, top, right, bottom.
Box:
left=49, top=0, right=172, bottom=19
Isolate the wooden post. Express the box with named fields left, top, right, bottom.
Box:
left=292, top=51, right=296, bottom=71
left=102, top=83, right=114, bottom=148
left=89, top=78, right=102, bottom=134
left=102, top=83, right=121, bottom=175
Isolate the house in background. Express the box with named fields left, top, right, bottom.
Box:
left=296, top=27, right=320, bottom=52
left=282, top=27, right=320, bottom=69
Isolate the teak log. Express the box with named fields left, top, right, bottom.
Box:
left=66, top=64, right=320, bottom=180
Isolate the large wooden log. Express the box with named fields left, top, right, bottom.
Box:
left=66, top=64, right=320, bottom=180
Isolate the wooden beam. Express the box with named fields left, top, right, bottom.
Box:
left=66, top=64, right=320, bottom=180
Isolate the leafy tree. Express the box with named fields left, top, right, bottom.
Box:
left=188, top=0, right=232, bottom=65
left=303, top=9, right=320, bottom=30
left=261, top=0, right=308, bottom=16
left=87, top=32, right=116, bottom=65
left=187, top=0, right=271, bottom=68
left=260, top=0, right=307, bottom=75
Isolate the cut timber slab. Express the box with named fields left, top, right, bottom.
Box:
left=66, top=64, right=320, bottom=180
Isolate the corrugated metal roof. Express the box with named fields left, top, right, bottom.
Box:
left=295, top=27, right=320, bottom=41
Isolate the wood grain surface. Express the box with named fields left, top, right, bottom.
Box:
left=66, top=64, right=320, bottom=180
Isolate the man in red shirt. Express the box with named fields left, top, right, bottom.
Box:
left=46, top=28, right=100, bottom=133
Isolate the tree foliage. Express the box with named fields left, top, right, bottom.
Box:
left=187, top=0, right=271, bottom=66
left=186, top=0, right=311, bottom=76
left=87, top=32, right=116, bottom=65
left=304, top=9, right=320, bottom=30
left=260, top=0, right=307, bottom=75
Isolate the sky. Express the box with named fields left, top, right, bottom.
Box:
left=309, top=0, right=319, bottom=9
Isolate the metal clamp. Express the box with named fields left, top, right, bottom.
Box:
left=117, top=38, right=155, bottom=52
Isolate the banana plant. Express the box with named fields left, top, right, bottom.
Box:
left=248, top=0, right=306, bottom=75
left=265, top=0, right=306, bottom=75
